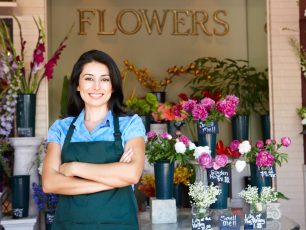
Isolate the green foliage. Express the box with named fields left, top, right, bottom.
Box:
left=125, top=92, right=158, bottom=115
left=186, top=57, right=268, bottom=115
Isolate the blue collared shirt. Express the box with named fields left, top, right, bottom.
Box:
left=47, top=109, right=146, bottom=149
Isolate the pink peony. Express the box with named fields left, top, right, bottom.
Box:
left=182, top=99, right=197, bottom=113
left=200, top=97, right=215, bottom=111
left=178, top=135, right=189, bottom=146
left=160, top=132, right=169, bottom=139
left=230, top=140, right=240, bottom=151
left=198, top=153, right=213, bottom=169
left=281, top=137, right=291, bottom=147
left=265, top=139, right=272, bottom=145
left=147, top=131, right=156, bottom=139
left=192, top=104, right=208, bottom=121
left=213, top=154, right=229, bottom=170
left=256, top=150, right=274, bottom=167
left=256, top=140, right=264, bottom=149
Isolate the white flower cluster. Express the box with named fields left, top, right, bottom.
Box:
left=174, top=141, right=196, bottom=154
left=239, top=185, right=278, bottom=205
left=238, top=140, right=251, bottom=154
left=193, top=146, right=211, bottom=159
left=188, top=181, right=221, bottom=209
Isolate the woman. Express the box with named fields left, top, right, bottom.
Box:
left=42, top=50, right=145, bottom=230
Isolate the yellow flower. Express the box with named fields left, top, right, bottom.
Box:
left=137, top=174, right=155, bottom=197
left=173, top=166, right=194, bottom=185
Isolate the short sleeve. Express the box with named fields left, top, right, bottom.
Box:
left=122, top=114, right=146, bottom=144
left=47, top=119, right=62, bottom=144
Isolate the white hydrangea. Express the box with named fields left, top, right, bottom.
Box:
left=238, top=140, right=251, bottom=154
left=193, top=146, right=211, bottom=159
left=175, top=141, right=186, bottom=154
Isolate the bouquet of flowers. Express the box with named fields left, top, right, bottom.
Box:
left=173, top=165, right=194, bottom=185
left=232, top=137, right=291, bottom=172
left=188, top=181, right=221, bottom=209
left=137, top=174, right=155, bottom=197
left=32, top=182, right=58, bottom=213
left=145, top=131, right=195, bottom=165
left=152, top=101, right=188, bottom=123
left=239, top=185, right=287, bottom=213
left=179, top=94, right=239, bottom=125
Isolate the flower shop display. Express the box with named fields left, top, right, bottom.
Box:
left=0, top=17, right=72, bottom=137
left=173, top=165, right=194, bottom=207
left=234, top=137, right=291, bottom=192
left=189, top=181, right=221, bottom=229
left=145, top=131, right=195, bottom=199
left=180, top=93, right=239, bottom=157
left=32, top=182, right=58, bottom=230
left=138, top=173, right=155, bottom=198
left=239, top=185, right=288, bottom=229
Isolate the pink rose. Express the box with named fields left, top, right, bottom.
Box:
left=198, top=153, right=213, bottom=169
left=147, top=131, right=156, bottom=139
left=281, top=137, right=291, bottom=147
left=230, top=140, right=240, bottom=151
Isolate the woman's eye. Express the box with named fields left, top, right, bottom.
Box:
left=101, top=78, right=110, bottom=82
left=84, top=77, right=93, bottom=81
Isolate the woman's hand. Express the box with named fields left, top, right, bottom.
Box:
left=59, top=162, right=75, bottom=177
left=120, top=148, right=134, bottom=163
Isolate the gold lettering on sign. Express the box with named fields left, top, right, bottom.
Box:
left=139, top=9, right=169, bottom=35
left=213, top=10, right=229, bottom=36
left=172, top=10, right=190, bottom=36
left=78, top=9, right=96, bottom=35
left=190, top=10, right=213, bottom=36
left=117, top=9, right=142, bottom=35
left=97, top=10, right=117, bottom=35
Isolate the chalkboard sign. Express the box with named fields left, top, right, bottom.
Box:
left=192, top=215, right=212, bottom=230
left=198, top=121, right=219, bottom=134
left=219, top=215, right=241, bottom=230
left=244, top=212, right=267, bottom=229
left=207, top=167, right=231, bottom=184
left=256, top=166, right=276, bottom=178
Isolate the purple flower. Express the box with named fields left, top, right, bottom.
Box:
left=200, top=97, right=215, bottom=111
left=147, top=131, right=156, bottom=139
left=182, top=99, right=197, bottom=113
left=256, top=150, right=274, bottom=167
left=192, top=104, right=208, bottom=121
left=281, top=137, right=291, bottom=147
left=178, top=135, right=189, bottom=146
left=256, top=140, right=264, bottom=149
left=160, top=132, right=170, bottom=139
left=230, top=140, right=240, bottom=151
left=198, top=153, right=213, bottom=169
left=216, top=99, right=226, bottom=113
left=213, top=154, right=229, bottom=170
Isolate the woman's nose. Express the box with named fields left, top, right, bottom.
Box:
left=94, top=80, right=101, bottom=90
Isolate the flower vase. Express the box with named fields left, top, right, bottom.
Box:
left=197, top=121, right=218, bottom=158
left=16, top=94, right=36, bottom=137
left=191, top=205, right=212, bottom=230
left=140, top=115, right=151, bottom=134
left=244, top=202, right=267, bottom=229
left=207, top=167, right=230, bottom=209
left=190, top=160, right=207, bottom=185
left=231, top=115, right=249, bottom=140
left=154, top=161, right=174, bottom=199
left=260, top=114, right=270, bottom=141
left=167, top=121, right=185, bottom=137
left=250, top=164, right=272, bottom=193
left=173, top=183, right=183, bottom=208
left=45, top=211, right=55, bottom=230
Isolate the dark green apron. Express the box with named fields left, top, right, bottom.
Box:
left=52, top=116, right=139, bottom=230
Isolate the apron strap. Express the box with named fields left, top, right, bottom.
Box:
left=63, top=116, right=78, bottom=149
left=113, top=115, right=123, bottom=151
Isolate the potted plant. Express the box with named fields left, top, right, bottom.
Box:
left=125, top=92, right=158, bottom=132
left=145, top=131, right=195, bottom=199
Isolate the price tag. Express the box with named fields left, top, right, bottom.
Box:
left=207, top=167, right=231, bottom=184
left=256, top=166, right=276, bottom=177
left=198, top=121, right=219, bottom=134
left=219, top=215, right=240, bottom=230
left=192, top=215, right=213, bottom=230
left=244, top=212, right=267, bottom=229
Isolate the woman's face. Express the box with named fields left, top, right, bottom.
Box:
left=77, top=61, right=112, bottom=109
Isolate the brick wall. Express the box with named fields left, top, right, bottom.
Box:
left=267, top=0, right=305, bottom=228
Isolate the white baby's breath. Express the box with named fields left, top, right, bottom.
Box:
left=193, top=146, right=211, bottom=159
left=188, top=181, right=221, bottom=209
